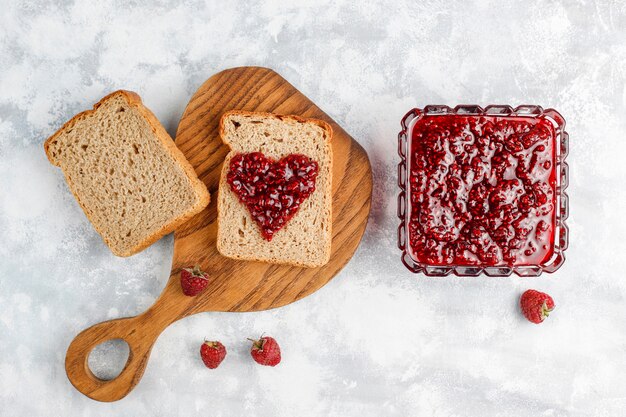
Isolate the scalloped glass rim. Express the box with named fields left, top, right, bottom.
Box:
left=397, top=105, right=569, bottom=277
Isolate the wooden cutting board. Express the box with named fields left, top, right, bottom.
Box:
left=64, top=66, right=372, bottom=402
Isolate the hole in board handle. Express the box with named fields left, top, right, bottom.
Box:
left=87, top=338, right=130, bottom=381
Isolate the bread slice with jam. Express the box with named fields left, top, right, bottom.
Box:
left=217, top=110, right=332, bottom=268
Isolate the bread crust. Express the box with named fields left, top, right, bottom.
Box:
left=218, top=110, right=333, bottom=147
left=44, top=90, right=210, bottom=257
left=216, top=110, right=333, bottom=268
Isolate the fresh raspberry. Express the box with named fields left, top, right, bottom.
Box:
left=200, top=341, right=227, bottom=369
left=180, top=266, right=209, bottom=296
left=248, top=336, right=281, bottom=367
left=520, top=289, right=555, bottom=324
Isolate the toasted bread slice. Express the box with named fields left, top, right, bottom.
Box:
left=44, top=90, right=210, bottom=257
left=217, top=111, right=332, bottom=268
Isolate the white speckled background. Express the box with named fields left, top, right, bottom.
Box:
left=1, top=0, right=626, bottom=415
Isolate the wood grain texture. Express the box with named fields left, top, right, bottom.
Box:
left=64, top=67, right=373, bottom=402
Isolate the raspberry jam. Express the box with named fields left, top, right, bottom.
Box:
left=398, top=106, right=568, bottom=275
left=227, top=152, right=319, bottom=241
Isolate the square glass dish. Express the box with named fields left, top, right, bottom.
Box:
left=397, top=105, right=569, bottom=277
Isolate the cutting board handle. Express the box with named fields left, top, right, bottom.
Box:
left=65, top=314, right=162, bottom=402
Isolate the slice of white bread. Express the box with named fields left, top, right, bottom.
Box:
left=44, top=90, right=210, bottom=257
left=217, top=111, right=333, bottom=268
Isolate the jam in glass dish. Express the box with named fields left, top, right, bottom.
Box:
left=398, top=105, right=569, bottom=276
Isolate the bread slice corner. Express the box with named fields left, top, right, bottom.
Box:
left=44, top=90, right=210, bottom=257
left=216, top=110, right=333, bottom=268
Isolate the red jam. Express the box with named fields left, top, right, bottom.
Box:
left=227, top=152, right=319, bottom=241
left=408, top=115, right=557, bottom=267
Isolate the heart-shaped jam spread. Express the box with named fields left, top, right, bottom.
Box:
left=227, top=152, right=319, bottom=241
left=409, top=115, right=557, bottom=266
